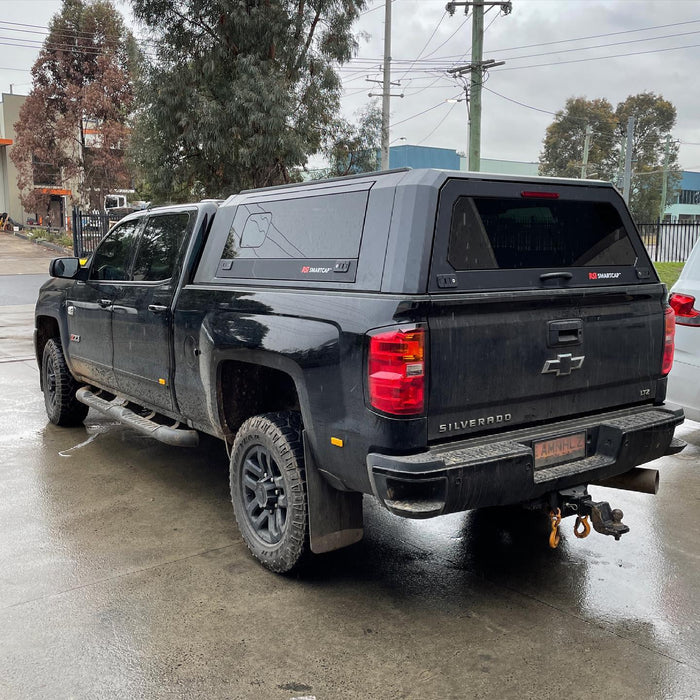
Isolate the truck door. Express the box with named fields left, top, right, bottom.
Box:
left=66, top=219, right=141, bottom=386
left=111, top=210, right=193, bottom=411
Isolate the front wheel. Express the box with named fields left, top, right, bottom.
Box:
left=230, top=411, right=309, bottom=573
left=42, top=338, right=89, bottom=426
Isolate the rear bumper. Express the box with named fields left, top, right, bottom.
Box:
left=367, top=404, right=684, bottom=518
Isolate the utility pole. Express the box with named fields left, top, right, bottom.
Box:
left=446, top=1, right=512, bottom=172
left=622, top=116, right=635, bottom=204
left=580, top=125, right=592, bottom=179
left=659, top=133, right=672, bottom=220
left=469, top=1, right=484, bottom=172
left=616, top=139, right=626, bottom=190
left=381, top=0, right=392, bottom=170
left=448, top=59, right=504, bottom=168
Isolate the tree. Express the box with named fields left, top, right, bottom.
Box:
left=129, top=0, right=365, bottom=202
left=539, top=92, right=680, bottom=221
left=10, top=0, right=136, bottom=216
left=318, top=102, right=381, bottom=178
left=615, top=93, right=680, bottom=221
left=539, top=97, right=618, bottom=180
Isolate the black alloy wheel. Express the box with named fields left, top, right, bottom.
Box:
left=240, top=444, right=288, bottom=545
left=42, top=338, right=89, bottom=426
left=230, top=411, right=309, bottom=573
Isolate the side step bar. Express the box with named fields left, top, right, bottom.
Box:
left=76, top=387, right=199, bottom=447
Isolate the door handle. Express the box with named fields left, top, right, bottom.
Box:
left=98, top=298, right=112, bottom=308
left=548, top=319, right=583, bottom=347
left=148, top=304, right=168, bottom=314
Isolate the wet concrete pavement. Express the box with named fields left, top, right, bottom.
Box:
left=1, top=236, right=699, bottom=699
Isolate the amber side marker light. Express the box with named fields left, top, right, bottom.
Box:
left=521, top=191, right=559, bottom=199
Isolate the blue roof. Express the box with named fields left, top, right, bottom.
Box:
left=389, top=145, right=460, bottom=171
left=680, top=171, right=700, bottom=190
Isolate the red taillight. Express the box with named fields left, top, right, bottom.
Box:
left=368, top=327, right=425, bottom=415
left=669, top=292, right=700, bottom=325
left=662, top=305, right=675, bottom=376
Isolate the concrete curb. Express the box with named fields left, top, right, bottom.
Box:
left=8, top=229, right=73, bottom=256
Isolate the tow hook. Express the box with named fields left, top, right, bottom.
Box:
left=548, top=487, right=630, bottom=548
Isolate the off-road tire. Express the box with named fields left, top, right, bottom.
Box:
left=42, top=338, right=89, bottom=426
left=230, top=411, right=309, bottom=573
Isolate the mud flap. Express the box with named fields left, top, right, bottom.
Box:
left=304, top=434, right=364, bottom=554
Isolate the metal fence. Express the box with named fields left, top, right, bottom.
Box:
left=637, top=221, right=700, bottom=263
left=72, top=207, right=111, bottom=257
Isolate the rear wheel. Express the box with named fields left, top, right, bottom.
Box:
left=42, top=338, right=88, bottom=426
left=230, top=411, right=309, bottom=573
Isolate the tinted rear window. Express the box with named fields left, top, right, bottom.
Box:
left=447, top=197, right=636, bottom=270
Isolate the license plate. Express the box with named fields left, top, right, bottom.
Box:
left=533, top=432, right=586, bottom=469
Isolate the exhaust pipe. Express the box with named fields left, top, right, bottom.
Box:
left=592, top=467, right=659, bottom=495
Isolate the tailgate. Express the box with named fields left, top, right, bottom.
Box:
left=426, top=177, right=665, bottom=441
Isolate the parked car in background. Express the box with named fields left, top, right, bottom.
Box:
left=668, top=239, right=700, bottom=422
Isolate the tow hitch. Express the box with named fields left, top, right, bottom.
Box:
left=547, top=486, right=630, bottom=549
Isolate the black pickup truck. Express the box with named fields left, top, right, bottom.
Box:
left=35, top=168, right=684, bottom=572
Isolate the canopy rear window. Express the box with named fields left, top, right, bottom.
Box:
left=447, top=196, right=637, bottom=270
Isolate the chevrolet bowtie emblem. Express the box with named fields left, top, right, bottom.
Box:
left=541, top=353, right=585, bottom=377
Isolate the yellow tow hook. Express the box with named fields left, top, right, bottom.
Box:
left=548, top=508, right=562, bottom=549
left=574, top=514, right=591, bottom=539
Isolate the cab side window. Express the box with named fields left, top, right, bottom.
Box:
left=131, top=212, right=191, bottom=282
left=89, top=220, right=141, bottom=281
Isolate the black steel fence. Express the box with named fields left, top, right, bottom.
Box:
left=72, top=207, right=110, bottom=257
left=637, top=221, right=700, bottom=263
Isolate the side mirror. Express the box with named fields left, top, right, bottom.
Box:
left=49, top=257, right=81, bottom=279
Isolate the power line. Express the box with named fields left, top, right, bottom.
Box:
left=481, top=85, right=680, bottom=154
left=360, top=0, right=396, bottom=16
left=488, top=18, right=700, bottom=53
left=342, top=18, right=700, bottom=65
left=397, top=11, right=447, bottom=82
left=392, top=92, right=462, bottom=126
left=0, top=19, right=152, bottom=44
left=492, top=41, right=700, bottom=72
left=481, top=85, right=557, bottom=116
left=417, top=99, right=459, bottom=145
left=419, top=15, right=469, bottom=60
left=497, top=28, right=700, bottom=63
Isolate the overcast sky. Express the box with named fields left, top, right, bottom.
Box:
left=2, top=0, right=700, bottom=170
